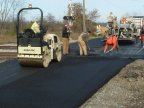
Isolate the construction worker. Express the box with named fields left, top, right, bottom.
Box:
left=78, top=31, right=91, bottom=56
left=104, top=34, right=118, bottom=54
left=107, top=12, right=114, bottom=23
left=31, top=21, right=40, bottom=33
left=141, top=33, right=144, bottom=48
left=107, top=12, right=114, bottom=29
left=140, top=26, right=144, bottom=47
left=120, top=28, right=127, bottom=39
left=62, top=24, right=70, bottom=55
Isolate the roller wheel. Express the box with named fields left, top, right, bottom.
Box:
left=42, top=46, right=51, bottom=68
left=56, top=47, right=62, bottom=62
left=42, top=54, right=50, bottom=68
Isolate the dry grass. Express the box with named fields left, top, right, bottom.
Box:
left=0, top=35, right=16, bottom=43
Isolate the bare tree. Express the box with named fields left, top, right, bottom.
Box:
left=87, top=9, right=100, bottom=22
left=72, top=3, right=83, bottom=32
left=11, top=0, right=25, bottom=22
left=0, top=0, right=14, bottom=30
left=46, top=13, right=56, bottom=23
left=70, top=2, right=99, bottom=33
left=0, top=0, right=25, bottom=35
left=44, top=13, right=56, bottom=32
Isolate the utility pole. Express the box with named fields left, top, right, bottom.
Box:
left=82, top=0, right=86, bottom=32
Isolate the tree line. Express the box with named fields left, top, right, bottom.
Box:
left=0, top=0, right=25, bottom=36
left=0, top=1, right=100, bottom=37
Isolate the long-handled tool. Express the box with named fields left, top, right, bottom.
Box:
left=105, top=49, right=112, bottom=54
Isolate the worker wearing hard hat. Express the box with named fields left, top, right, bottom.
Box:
left=78, top=31, right=91, bottom=56
left=62, top=24, right=70, bottom=55
left=104, top=33, right=118, bottom=54
left=31, top=21, right=40, bottom=33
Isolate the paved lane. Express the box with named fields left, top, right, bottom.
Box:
left=0, top=38, right=143, bottom=108
left=70, top=38, right=144, bottom=58
left=0, top=57, right=132, bottom=108
left=0, top=60, right=37, bottom=86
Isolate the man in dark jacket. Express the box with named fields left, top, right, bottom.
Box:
left=62, top=24, right=70, bottom=55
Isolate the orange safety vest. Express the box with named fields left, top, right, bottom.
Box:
left=104, top=35, right=117, bottom=51
left=141, top=34, right=144, bottom=42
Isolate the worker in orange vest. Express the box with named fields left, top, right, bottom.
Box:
left=141, top=27, right=144, bottom=48
left=141, top=34, right=144, bottom=48
left=104, top=34, right=118, bottom=54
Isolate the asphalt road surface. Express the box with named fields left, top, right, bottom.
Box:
left=0, top=38, right=143, bottom=108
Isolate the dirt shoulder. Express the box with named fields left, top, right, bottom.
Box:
left=81, top=59, right=144, bottom=108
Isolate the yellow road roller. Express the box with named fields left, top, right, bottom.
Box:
left=16, top=7, right=62, bottom=68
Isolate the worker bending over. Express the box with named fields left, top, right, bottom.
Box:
left=141, top=27, right=144, bottom=47
left=104, top=34, right=118, bottom=54
left=78, top=31, right=91, bottom=56
left=141, top=33, right=144, bottom=48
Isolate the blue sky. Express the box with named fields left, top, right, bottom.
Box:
left=25, top=0, right=144, bottom=22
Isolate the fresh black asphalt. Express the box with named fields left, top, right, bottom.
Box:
left=0, top=57, right=132, bottom=108
left=0, top=38, right=143, bottom=108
